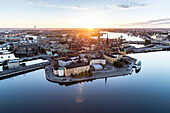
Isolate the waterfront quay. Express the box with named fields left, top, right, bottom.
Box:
left=127, top=44, right=170, bottom=53
left=0, top=55, right=48, bottom=65
left=45, top=56, right=137, bottom=84
left=19, top=55, right=48, bottom=62
left=0, top=61, right=50, bottom=78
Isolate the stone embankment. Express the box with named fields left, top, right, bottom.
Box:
left=45, top=56, right=137, bottom=84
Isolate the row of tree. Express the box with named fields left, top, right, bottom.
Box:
left=70, top=70, right=92, bottom=78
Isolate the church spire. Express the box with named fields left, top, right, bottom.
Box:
left=106, top=33, right=109, bottom=45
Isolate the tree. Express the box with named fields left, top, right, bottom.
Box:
left=113, top=61, right=123, bottom=68
left=8, top=47, right=13, bottom=51
left=2, top=60, right=8, bottom=66
left=70, top=73, right=74, bottom=77
left=87, top=58, right=91, bottom=65
left=3, top=66, right=8, bottom=71
left=120, top=58, right=124, bottom=62
left=75, top=74, right=78, bottom=78
left=21, top=63, right=26, bottom=66
left=77, top=55, right=81, bottom=63
left=88, top=70, right=93, bottom=76
left=82, top=71, right=85, bottom=77
left=85, top=70, right=89, bottom=77
left=40, top=48, right=46, bottom=54
left=124, top=60, right=129, bottom=64
left=79, top=73, right=82, bottom=78
left=144, top=40, right=151, bottom=45
left=71, top=61, right=75, bottom=65
left=32, top=48, right=35, bottom=52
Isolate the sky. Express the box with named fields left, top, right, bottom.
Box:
left=0, top=0, right=170, bottom=28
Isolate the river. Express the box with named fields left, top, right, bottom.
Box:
left=0, top=51, right=170, bottom=113
left=91, top=31, right=144, bottom=41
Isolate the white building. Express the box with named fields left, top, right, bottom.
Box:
left=25, top=35, right=38, bottom=43
left=7, top=60, right=19, bottom=69
left=151, top=34, right=167, bottom=41
left=90, top=58, right=106, bottom=65
left=0, top=52, right=19, bottom=62
left=53, top=67, right=64, bottom=76
left=111, top=53, right=123, bottom=60
left=91, top=64, right=103, bottom=71
left=58, top=59, right=73, bottom=67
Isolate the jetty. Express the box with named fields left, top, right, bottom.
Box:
left=0, top=61, right=50, bottom=78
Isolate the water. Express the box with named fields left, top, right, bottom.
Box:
left=0, top=51, right=170, bottom=113
left=91, top=31, right=144, bottom=41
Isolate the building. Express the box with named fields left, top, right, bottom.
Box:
left=53, top=67, right=64, bottom=77
left=0, top=52, right=19, bottom=62
left=103, top=54, right=117, bottom=64
left=13, top=43, right=39, bottom=56
left=25, top=35, right=38, bottom=43
left=91, top=64, right=103, bottom=71
left=64, top=63, right=90, bottom=77
left=7, top=60, right=19, bottom=69
left=119, top=50, right=126, bottom=56
left=111, top=53, right=123, bottom=60
left=90, top=58, right=106, bottom=65
left=152, top=34, right=167, bottom=41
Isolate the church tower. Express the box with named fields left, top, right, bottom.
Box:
left=105, top=33, right=109, bottom=54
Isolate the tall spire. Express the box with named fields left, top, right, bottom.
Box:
left=98, top=30, right=100, bottom=39
left=106, top=33, right=109, bottom=45
left=105, top=33, right=109, bottom=54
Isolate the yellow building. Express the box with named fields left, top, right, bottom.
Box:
left=103, top=54, right=117, bottom=64
left=64, top=63, right=90, bottom=76
left=119, top=50, right=126, bottom=56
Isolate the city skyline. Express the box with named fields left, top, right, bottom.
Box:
left=1, top=0, right=170, bottom=28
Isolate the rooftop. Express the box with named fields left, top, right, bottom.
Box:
left=104, top=53, right=117, bottom=58
left=8, top=60, right=19, bottom=63
left=65, top=63, right=89, bottom=69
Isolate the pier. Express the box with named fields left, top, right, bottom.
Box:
left=0, top=61, right=50, bottom=78
left=0, top=55, right=48, bottom=65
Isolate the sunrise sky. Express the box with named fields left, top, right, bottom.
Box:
left=1, top=0, right=170, bottom=28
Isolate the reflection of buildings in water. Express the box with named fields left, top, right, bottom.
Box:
left=75, top=84, right=84, bottom=103
left=105, top=77, right=107, bottom=85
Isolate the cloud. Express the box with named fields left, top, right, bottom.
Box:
left=131, top=18, right=170, bottom=26
left=115, top=18, right=170, bottom=27
left=153, top=22, right=170, bottom=25
left=28, top=0, right=89, bottom=10
left=117, top=2, right=147, bottom=9
left=108, top=1, right=149, bottom=10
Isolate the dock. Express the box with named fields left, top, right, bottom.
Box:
left=0, top=61, right=50, bottom=78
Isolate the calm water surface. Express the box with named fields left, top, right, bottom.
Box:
left=91, top=31, right=144, bottom=41
left=0, top=51, right=170, bottom=113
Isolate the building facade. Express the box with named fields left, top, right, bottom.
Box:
left=7, top=60, right=19, bottom=69
left=64, top=64, right=90, bottom=76
left=103, top=54, right=117, bottom=64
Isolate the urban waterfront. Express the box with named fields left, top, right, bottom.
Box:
left=0, top=51, right=170, bottom=113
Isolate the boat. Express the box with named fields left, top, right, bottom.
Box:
left=136, top=61, right=142, bottom=70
